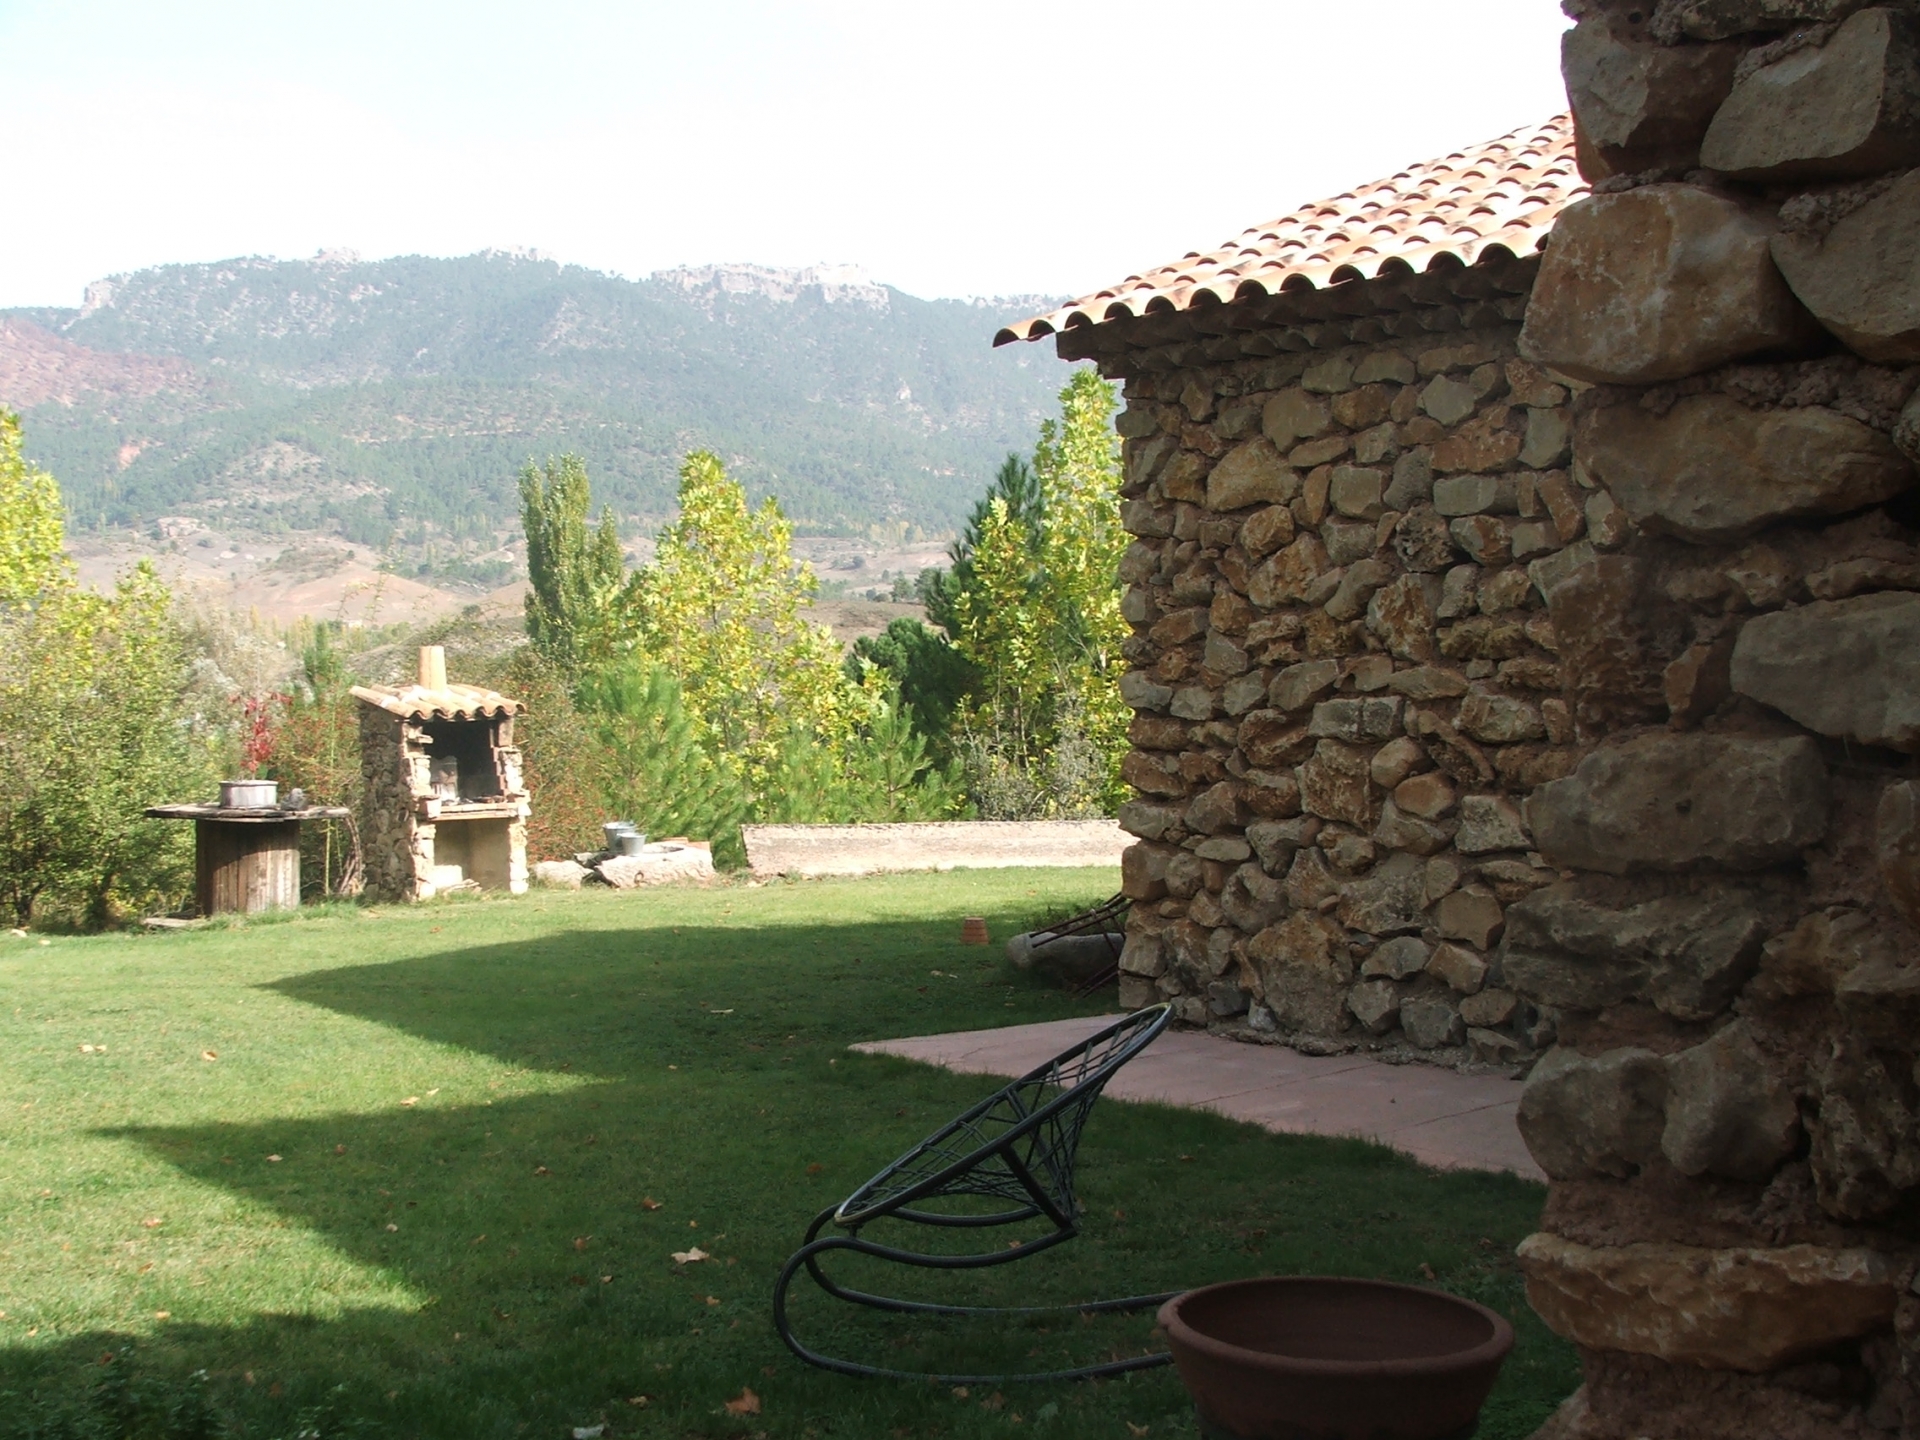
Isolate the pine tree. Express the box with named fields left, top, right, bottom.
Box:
left=519, top=454, right=623, bottom=675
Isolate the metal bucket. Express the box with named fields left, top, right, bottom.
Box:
left=616, top=830, right=649, bottom=857
left=604, top=821, right=635, bottom=851
left=220, top=779, right=278, bottom=809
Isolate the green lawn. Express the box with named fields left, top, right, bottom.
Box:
left=0, top=869, right=1577, bottom=1439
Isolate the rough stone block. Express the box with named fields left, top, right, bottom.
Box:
left=1580, top=393, right=1912, bottom=541
left=1186, top=781, right=1246, bottom=835
left=1774, top=168, right=1920, bottom=362
left=1247, top=911, right=1353, bottom=1034
left=1329, top=464, right=1387, bottom=520
left=1271, top=659, right=1341, bottom=713
left=1519, top=186, right=1815, bottom=385
left=1362, top=934, right=1431, bottom=980
left=1372, top=800, right=1451, bottom=856
left=1732, top=590, right=1920, bottom=751
left=1117, top=801, right=1181, bottom=841
left=1207, top=437, right=1300, bottom=512
left=1876, top=779, right=1920, bottom=926
left=1428, top=942, right=1489, bottom=995
left=1434, top=473, right=1518, bottom=518
left=1662, top=1020, right=1802, bottom=1181
left=1347, top=978, right=1401, bottom=1034
left=1248, top=534, right=1331, bottom=609
left=1264, top=388, right=1333, bottom=448
left=1435, top=885, right=1505, bottom=949
left=1702, top=7, right=1920, bottom=182
left=1500, top=883, right=1776, bottom=1021
left=1400, top=995, right=1465, bottom=1049
left=1516, top=1233, right=1898, bottom=1371
left=532, top=859, right=590, bottom=889
left=1221, top=862, right=1287, bottom=933
left=1454, top=794, right=1531, bottom=854
left=1369, top=736, right=1426, bottom=789
left=1119, top=671, right=1173, bottom=712
left=1460, top=987, right=1518, bottom=1028
left=1809, top=1032, right=1920, bottom=1219
left=1308, top=696, right=1401, bottom=744
left=1393, top=771, right=1456, bottom=821
left=1321, top=520, right=1378, bottom=569
left=1121, top=842, right=1176, bottom=901
left=1457, top=688, right=1546, bottom=745
left=1519, top=1045, right=1669, bottom=1179
left=1654, top=0, right=1878, bottom=42
left=1420, top=375, right=1479, bottom=427
left=1527, top=733, right=1829, bottom=874
left=1170, top=686, right=1216, bottom=722
left=1239, top=711, right=1314, bottom=770
left=1386, top=666, right=1470, bottom=701
left=1336, top=851, right=1428, bottom=935
left=1563, top=18, right=1742, bottom=176
left=1368, top=574, right=1442, bottom=662
left=1298, top=739, right=1377, bottom=829
left=1449, top=516, right=1514, bottom=567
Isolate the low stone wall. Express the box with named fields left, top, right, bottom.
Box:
left=740, top=820, right=1128, bottom=879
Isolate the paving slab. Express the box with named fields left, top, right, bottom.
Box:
left=852, top=1015, right=1543, bottom=1182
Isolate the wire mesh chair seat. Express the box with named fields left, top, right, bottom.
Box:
left=773, top=1004, right=1178, bottom=1383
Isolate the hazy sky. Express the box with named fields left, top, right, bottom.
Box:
left=0, top=1, right=1571, bottom=309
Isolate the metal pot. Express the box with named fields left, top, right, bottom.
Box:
left=604, top=821, right=635, bottom=851
left=616, top=830, right=649, bottom=857
left=220, top=780, right=278, bottom=809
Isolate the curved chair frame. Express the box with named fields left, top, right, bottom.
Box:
left=773, top=1004, right=1179, bottom=1384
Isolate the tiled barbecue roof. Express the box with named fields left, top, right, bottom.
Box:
left=350, top=682, right=521, bottom=721
left=995, top=115, right=1583, bottom=347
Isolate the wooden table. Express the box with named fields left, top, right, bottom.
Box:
left=145, top=804, right=351, bottom=915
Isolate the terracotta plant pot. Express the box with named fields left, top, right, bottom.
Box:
left=1158, top=1277, right=1514, bottom=1440
left=959, top=916, right=990, bottom=945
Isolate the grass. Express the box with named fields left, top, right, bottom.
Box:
left=0, top=868, right=1578, bottom=1439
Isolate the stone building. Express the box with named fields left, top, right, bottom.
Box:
left=1000, top=7, right=1920, bottom=1431
left=352, top=646, right=530, bottom=902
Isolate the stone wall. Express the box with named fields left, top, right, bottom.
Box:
left=1088, top=4, right=1920, bottom=1431
left=1510, top=4, right=1920, bottom=1435
left=1107, top=313, right=1596, bottom=1067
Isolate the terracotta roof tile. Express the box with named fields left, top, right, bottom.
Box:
left=996, top=115, right=1583, bottom=346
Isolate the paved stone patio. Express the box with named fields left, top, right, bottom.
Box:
left=853, top=1015, right=1542, bottom=1181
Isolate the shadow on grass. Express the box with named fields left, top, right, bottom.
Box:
left=3, top=918, right=1577, bottom=1439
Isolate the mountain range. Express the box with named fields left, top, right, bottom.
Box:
left=0, top=252, right=1068, bottom=563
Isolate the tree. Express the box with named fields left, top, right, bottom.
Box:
left=846, top=617, right=976, bottom=754
left=0, top=411, right=69, bottom=604
left=520, top=454, right=623, bottom=675
left=616, top=451, right=859, bottom=781
left=944, top=371, right=1128, bottom=816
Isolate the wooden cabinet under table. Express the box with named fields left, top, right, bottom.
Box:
left=145, top=805, right=351, bottom=915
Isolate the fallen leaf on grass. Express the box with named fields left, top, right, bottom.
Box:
left=400, top=1097, right=419, bottom=1107
left=572, top=1427, right=605, bottom=1439
left=471, top=1235, right=487, bottom=1246
left=266, top=1154, right=282, bottom=1163
left=626, top=1395, right=650, bottom=1407
left=705, top=1295, right=720, bottom=1306
left=385, top=1224, right=399, bottom=1233
left=333, top=1144, right=346, bottom=1155
left=805, top=1162, right=824, bottom=1175
left=572, top=1236, right=591, bottom=1251
left=200, top=1051, right=217, bottom=1062
left=141, top=1218, right=162, bottom=1229
left=951, top=1387, right=969, bottom=1400
left=1127, top=1424, right=1149, bottom=1437
left=1419, top=1262, right=1436, bottom=1280
left=534, top=1166, right=550, bottom=1176
left=723, top=1387, right=761, bottom=1416
left=641, top=1197, right=662, bottom=1211
left=671, top=1247, right=709, bottom=1264
left=154, top=1311, right=170, bottom=1321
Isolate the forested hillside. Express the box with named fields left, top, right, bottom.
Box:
left=0, top=252, right=1064, bottom=548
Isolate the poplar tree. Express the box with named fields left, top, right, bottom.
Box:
left=519, top=454, right=624, bottom=674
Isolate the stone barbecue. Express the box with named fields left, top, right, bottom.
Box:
left=1001, top=10, right=1920, bottom=1433
left=352, top=646, right=529, bottom=901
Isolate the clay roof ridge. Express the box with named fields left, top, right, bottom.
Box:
left=995, top=114, right=1583, bottom=347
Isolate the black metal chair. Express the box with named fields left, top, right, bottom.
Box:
left=773, top=1004, right=1178, bottom=1384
